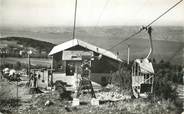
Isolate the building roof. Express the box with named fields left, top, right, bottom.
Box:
left=49, top=38, right=122, bottom=62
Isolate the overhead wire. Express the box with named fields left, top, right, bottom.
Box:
left=107, top=0, right=183, bottom=51
left=69, top=0, right=183, bottom=62
left=94, top=0, right=111, bottom=29
left=107, top=30, right=142, bottom=50
left=109, top=0, right=148, bottom=43
left=107, top=0, right=148, bottom=59
left=146, top=0, right=183, bottom=28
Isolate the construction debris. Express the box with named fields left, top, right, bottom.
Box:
left=91, top=98, right=99, bottom=106
left=54, top=80, right=73, bottom=100
left=96, top=91, right=131, bottom=101
left=95, top=84, right=131, bottom=101
left=64, top=105, right=72, bottom=112
left=72, top=98, right=80, bottom=106
left=29, top=88, right=43, bottom=94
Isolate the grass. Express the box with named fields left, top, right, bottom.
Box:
left=0, top=79, right=19, bottom=114
left=0, top=77, right=182, bottom=114
left=0, top=48, right=183, bottom=114
left=17, top=97, right=180, bottom=114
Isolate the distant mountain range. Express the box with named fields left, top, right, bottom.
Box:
left=0, top=26, right=183, bottom=65
left=0, top=26, right=183, bottom=44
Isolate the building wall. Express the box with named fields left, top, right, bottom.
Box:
left=52, top=45, right=119, bottom=87
left=91, top=73, right=110, bottom=86
left=52, top=72, right=110, bottom=87
left=52, top=72, right=77, bottom=86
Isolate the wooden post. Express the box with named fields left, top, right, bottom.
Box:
left=51, top=56, right=53, bottom=70
left=28, top=54, right=30, bottom=76
left=51, top=56, right=53, bottom=87
left=127, top=45, right=130, bottom=65
left=27, top=50, right=32, bottom=86
left=17, top=79, right=18, bottom=113
left=0, top=49, right=2, bottom=70
left=183, top=48, right=184, bottom=67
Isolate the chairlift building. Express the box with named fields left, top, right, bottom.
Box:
left=48, top=39, right=122, bottom=90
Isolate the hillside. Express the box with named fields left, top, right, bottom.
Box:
left=0, top=37, right=55, bottom=57
left=0, top=37, right=55, bottom=51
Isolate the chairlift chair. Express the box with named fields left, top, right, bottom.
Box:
left=131, top=26, right=155, bottom=98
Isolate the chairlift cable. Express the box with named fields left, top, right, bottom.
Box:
left=145, top=0, right=183, bottom=28
left=94, top=0, right=111, bottom=29
left=107, top=30, right=142, bottom=50
left=107, top=0, right=183, bottom=51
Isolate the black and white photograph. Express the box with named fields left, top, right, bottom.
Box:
left=0, top=0, right=184, bottom=114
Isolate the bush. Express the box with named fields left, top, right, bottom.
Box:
left=152, top=61, right=183, bottom=102
left=111, top=61, right=181, bottom=101
left=0, top=63, right=14, bottom=69
left=15, top=61, right=22, bottom=70
left=0, top=80, right=20, bottom=113
left=0, top=80, right=15, bottom=99
left=111, top=63, right=131, bottom=91
left=154, top=76, right=177, bottom=100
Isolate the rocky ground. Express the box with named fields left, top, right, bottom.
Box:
left=0, top=78, right=183, bottom=114
left=17, top=92, right=180, bottom=114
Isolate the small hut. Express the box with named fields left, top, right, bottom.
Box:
left=48, top=39, right=122, bottom=90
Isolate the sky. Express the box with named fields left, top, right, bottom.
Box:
left=0, top=0, right=184, bottom=27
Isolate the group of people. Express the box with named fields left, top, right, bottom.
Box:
left=29, top=71, right=42, bottom=88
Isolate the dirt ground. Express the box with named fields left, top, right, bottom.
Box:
left=17, top=92, right=180, bottom=114
left=0, top=78, right=182, bottom=114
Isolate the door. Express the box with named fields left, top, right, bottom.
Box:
left=66, top=61, right=75, bottom=76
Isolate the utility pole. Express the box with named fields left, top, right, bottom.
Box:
left=27, top=50, right=32, bottom=82
left=0, top=48, right=2, bottom=69
left=17, top=78, right=18, bottom=113
left=28, top=53, right=30, bottom=76
left=127, top=44, right=130, bottom=65
left=51, top=56, right=53, bottom=87
left=72, top=0, right=78, bottom=39
left=51, top=56, right=53, bottom=70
